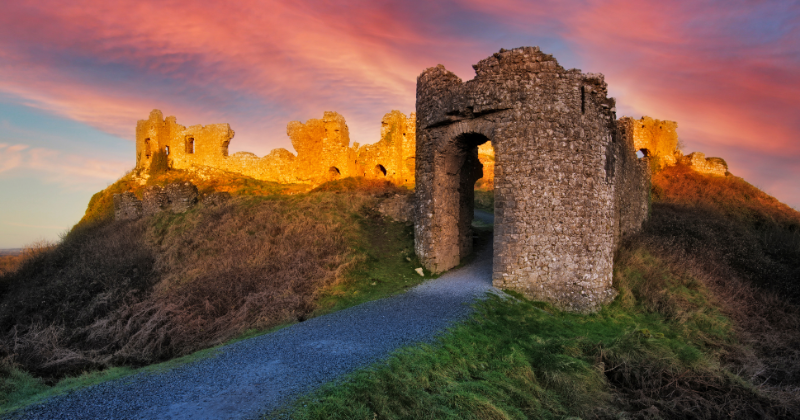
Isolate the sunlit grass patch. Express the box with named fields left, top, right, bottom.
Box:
left=283, top=241, right=787, bottom=419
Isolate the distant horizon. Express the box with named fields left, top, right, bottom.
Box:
left=1, top=0, right=799, bottom=247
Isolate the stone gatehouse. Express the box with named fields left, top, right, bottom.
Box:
left=414, top=47, right=650, bottom=312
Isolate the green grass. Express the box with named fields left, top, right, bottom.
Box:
left=474, top=190, right=494, bottom=213
left=281, top=244, right=774, bottom=419
left=313, top=210, right=434, bottom=316
left=0, top=177, right=431, bottom=414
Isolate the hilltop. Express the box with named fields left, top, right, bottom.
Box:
left=1, top=106, right=799, bottom=417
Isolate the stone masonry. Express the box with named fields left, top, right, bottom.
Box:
left=414, top=47, right=651, bottom=312
left=135, top=110, right=429, bottom=186
left=680, top=152, right=728, bottom=176
left=114, top=182, right=199, bottom=220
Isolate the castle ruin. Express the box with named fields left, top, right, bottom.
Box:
left=627, top=116, right=728, bottom=176
left=135, top=110, right=422, bottom=186
left=124, top=46, right=733, bottom=313
left=414, top=47, right=651, bottom=312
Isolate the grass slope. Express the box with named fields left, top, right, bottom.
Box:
left=0, top=171, right=427, bottom=413
left=284, top=165, right=800, bottom=419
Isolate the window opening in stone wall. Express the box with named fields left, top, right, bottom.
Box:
left=376, top=164, right=387, bottom=176
left=165, top=146, right=170, bottom=156
left=186, top=137, right=195, bottom=154
left=636, top=149, right=649, bottom=159
left=145, top=138, right=151, bottom=158
left=580, top=86, right=586, bottom=114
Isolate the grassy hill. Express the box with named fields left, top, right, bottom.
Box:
left=0, top=169, right=425, bottom=411
left=2, top=162, right=799, bottom=418
left=285, top=163, right=800, bottom=419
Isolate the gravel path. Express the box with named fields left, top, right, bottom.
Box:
left=8, top=211, right=496, bottom=420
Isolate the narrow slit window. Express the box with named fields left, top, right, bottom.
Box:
left=145, top=138, right=151, bottom=158
left=186, top=137, right=195, bottom=154
left=165, top=146, right=170, bottom=155
left=580, top=86, right=586, bottom=114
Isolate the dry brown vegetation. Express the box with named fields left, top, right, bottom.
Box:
left=652, top=164, right=800, bottom=230
left=0, top=256, right=21, bottom=277
left=617, top=164, right=800, bottom=414
left=613, top=238, right=800, bottom=418
left=0, top=173, right=383, bottom=381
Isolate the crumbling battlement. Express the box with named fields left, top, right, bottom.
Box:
left=623, top=116, right=730, bottom=177
left=414, top=46, right=650, bottom=313
left=135, top=110, right=424, bottom=186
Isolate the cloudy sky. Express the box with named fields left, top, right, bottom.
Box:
left=1, top=0, right=798, bottom=247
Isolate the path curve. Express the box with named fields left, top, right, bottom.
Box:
left=10, top=211, right=496, bottom=420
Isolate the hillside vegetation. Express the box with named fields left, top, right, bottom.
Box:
left=0, top=169, right=424, bottom=410
left=286, top=163, right=800, bottom=419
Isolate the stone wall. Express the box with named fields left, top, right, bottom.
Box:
left=135, top=110, right=419, bottom=186
left=614, top=118, right=652, bottom=245
left=680, top=152, right=728, bottom=176
left=629, top=116, right=679, bottom=168
left=414, top=47, right=650, bottom=313
left=114, top=182, right=199, bottom=220
left=377, top=194, right=416, bottom=224
left=356, top=111, right=417, bottom=185
left=113, top=192, right=143, bottom=220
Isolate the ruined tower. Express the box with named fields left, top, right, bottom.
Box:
left=414, top=47, right=649, bottom=312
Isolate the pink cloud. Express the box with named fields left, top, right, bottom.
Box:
left=0, top=144, right=129, bottom=187
left=0, top=0, right=798, bottom=207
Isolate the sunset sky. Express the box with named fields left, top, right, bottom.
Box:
left=1, top=0, right=798, bottom=247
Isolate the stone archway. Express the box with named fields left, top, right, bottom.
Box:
left=413, top=47, right=650, bottom=313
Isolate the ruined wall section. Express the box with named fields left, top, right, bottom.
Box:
left=133, top=109, right=419, bottom=186
left=614, top=118, right=651, bottom=245
left=114, top=182, right=199, bottom=220
left=356, top=111, right=417, bottom=185
left=630, top=116, right=679, bottom=168
left=287, top=111, right=357, bottom=183
left=135, top=110, right=236, bottom=175
left=416, top=47, right=634, bottom=312
left=681, top=152, right=728, bottom=176
left=476, top=143, right=495, bottom=189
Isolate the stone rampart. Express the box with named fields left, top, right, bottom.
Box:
left=414, top=47, right=651, bottom=312
left=114, top=182, right=199, bottom=220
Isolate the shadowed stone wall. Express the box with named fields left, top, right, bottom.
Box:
left=114, top=182, right=199, bottom=220
left=414, top=47, right=650, bottom=312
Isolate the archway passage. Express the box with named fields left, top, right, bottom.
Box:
left=414, top=47, right=650, bottom=313
left=374, top=164, right=387, bottom=177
